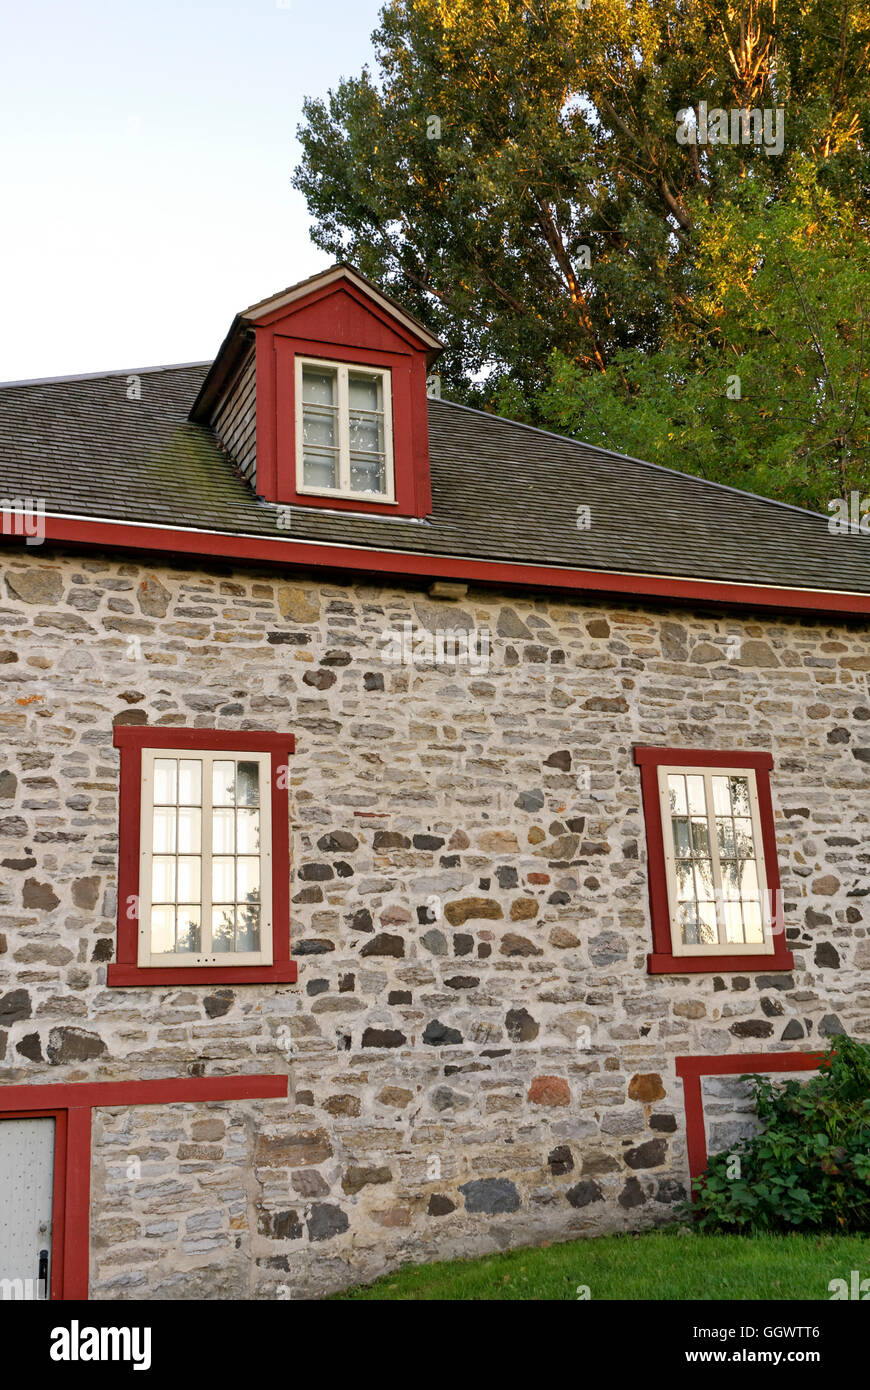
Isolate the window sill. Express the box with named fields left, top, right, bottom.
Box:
left=107, top=962, right=298, bottom=987
left=648, top=949, right=795, bottom=975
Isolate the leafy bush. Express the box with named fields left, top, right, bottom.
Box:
left=689, top=1035, right=870, bottom=1234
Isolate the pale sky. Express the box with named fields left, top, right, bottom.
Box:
left=0, top=0, right=384, bottom=381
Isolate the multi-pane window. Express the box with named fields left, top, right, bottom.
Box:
left=296, top=358, right=394, bottom=501
left=658, top=765, right=770, bottom=955
left=139, top=748, right=272, bottom=967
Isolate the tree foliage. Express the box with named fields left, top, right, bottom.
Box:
left=294, top=0, right=870, bottom=507
left=688, top=1035, right=870, bottom=1234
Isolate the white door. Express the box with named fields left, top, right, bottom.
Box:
left=0, top=1118, right=54, bottom=1300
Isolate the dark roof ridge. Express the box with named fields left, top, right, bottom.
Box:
left=433, top=396, right=837, bottom=528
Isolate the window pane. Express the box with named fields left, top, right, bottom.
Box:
left=739, top=859, right=759, bottom=900
left=686, top=775, right=706, bottom=816
left=151, top=856, right=175, bottom=904
left=722, top=859, right=741, bottom=901
left=717, top=818, right=736, bottom=858
left=350, top=454, right=386, bottom=494
left=676, top=860, right=695, bottom=902
left=237, top=761, right=260, bottom=807
left=712, top=775, right=731, bottom=816
left=237, top=903, right=260, bottom=953
left=679, top=902, right=701, bottom=945
left=348, top=373, right=380, bottom=412
left=672, top=817, right=691, bottom=858
left=212, top=906, right=235, bottom=953
left=176, top=808, right=201, bottom=854
left=734, top=818, right=755, bottom=858
left=236, top=809, right=260, bottom=854
left=153, top=759, right=177, bottom=805
left=302, top=367, right=336, bottom=406
left=694, top=860, right=714, bottom=900
left=348, top=415, right=382, bottom=454
left=212, top=857, right=235, bottom=903
left=730, top=776, right=751, bottom=816
left=303, top=409, right=337, bottom=449
left=213, top=761, right=235, bottom=806
left=668, top=774, right=687, bottom=816
left=303, top=450, right=338, bottom=489
left=723, top=901, right=744, bottom=943
left=178, top=760, right=202, bottom=806
left=690, top=818, right=710, bottom=856
left=212, top=808, right=235, bottom=854
left=743, top=898, right=763, bottom=941
left=697, top=901, right=718, bottom=944
left=152, top=808, right=176, bottom=854
left=150, top=905, right=175, bottom=954
left=176, top=857, right=201, bottom=904
left=236, top=857, right=260, bottom=903
left=176, top=906, right=201, bottom=954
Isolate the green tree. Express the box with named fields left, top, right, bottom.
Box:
left=294, top=0, right=870, bottom=503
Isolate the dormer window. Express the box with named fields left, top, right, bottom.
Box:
left=296, top=357, right=395, bottom=503
left=190, top=264, right=442, bottom=517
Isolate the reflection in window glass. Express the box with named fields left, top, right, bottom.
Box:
left=668, top=770, right=764, bottom=947
left=147, top=753, right=265, bottom=959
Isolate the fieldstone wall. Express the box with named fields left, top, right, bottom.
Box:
left=0, top=547, right=868, bottom=1298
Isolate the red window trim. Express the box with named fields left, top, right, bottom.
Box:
left=108, top=727, right=297, bottom=987
left=272, top=337, right=431, bottom=516
left=0, top=1075, right=288, bottom=1299
left=634, top=746, right=794, bottom=975
left=675, top=1051, right=822, bottom=1184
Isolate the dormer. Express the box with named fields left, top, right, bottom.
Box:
left=190, top=264, right=444, bottom=518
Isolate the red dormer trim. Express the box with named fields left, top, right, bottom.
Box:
left=251, top=272, right=437, bottom=517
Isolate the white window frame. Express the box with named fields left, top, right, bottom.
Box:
left=138, top=747, right=273, bottom=968
left=294, top=355, right=396, bottom=503
left=657, top=763, right=773, bottom=957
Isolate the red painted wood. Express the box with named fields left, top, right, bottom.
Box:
left=255, top=279, right=434, bottom=516
left=634, top=744, right=794, bottom=975
left=675, top=1052, right=823, bottom=1183
left=112, top=727, right=295, bottom=987
left=114, top=729, right=295, bottom=753
left=634, top=748, right=775, bottom=770
left=26, top=516, right=870, bottom=618
left=106, top=963, right=297, bottom=986
left=0, top=1075, right=289, bottom=1111
left=64, top=1108, right=92, bottom=1300
left=0, top=1076, right=288, bottom=1300
left=648, top=951, right=792, bottom=974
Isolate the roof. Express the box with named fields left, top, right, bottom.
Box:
left=1, top=360, right=870, bottom=604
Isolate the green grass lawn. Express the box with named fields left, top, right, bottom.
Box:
left=333, top=1230, right=870, bottom=1301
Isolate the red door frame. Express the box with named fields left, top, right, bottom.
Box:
left=675, top=1051, right=822, bottom=1183
left=0, top=1074, right=288, bottom=1299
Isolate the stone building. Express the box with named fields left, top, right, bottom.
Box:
left=0, top=264, right=868, bottom=1300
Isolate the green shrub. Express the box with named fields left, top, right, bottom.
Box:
left=688, top=1035, right=870, bottom=1234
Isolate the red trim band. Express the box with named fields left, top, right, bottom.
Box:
left=13, top=516, right=870, bottom=617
